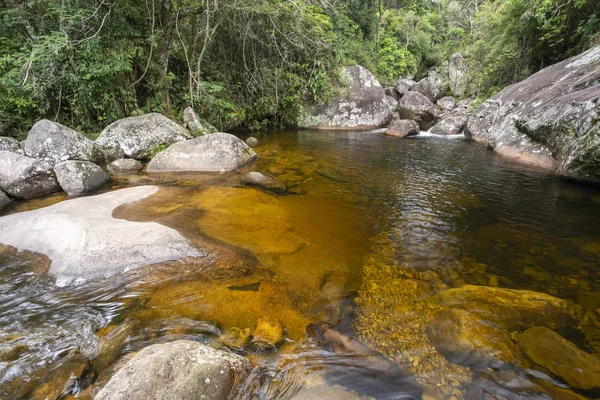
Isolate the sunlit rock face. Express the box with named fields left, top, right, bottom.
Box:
left=298, top=65, right=392, bottom=130
left=0, top=186, right=204, bottom=285
left=466, top=45, right=600, bottom=184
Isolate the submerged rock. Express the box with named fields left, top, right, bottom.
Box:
left=0, top=137, right=20, bottom=152
left=22, top=119, right=103, bottom=165
left=429, top=285, right=580, bottom=331
left=465, top=45, right=600, bottom=184
left=429, top=115, right=467, bottom=135
left=252, top=317, right=284, bottom=350
left=95, top=340, right=252, bottom=400
left=240, top=172, right=285, bottom=193
left=518, top=327, right=600, bottom=391
left=108, top=158, right=144, bottom=174
left=426, top=308, right=525, bottom=370
left=96, top=113, right=191, bottom=160
left=385, top=119, right=420, bottom=138
left=291, top=385, right=365, bottom=400
left=0, top=151, right=59, bottom=199
left=398, top=92, right=438, bottom=130
left=298, top=65, right=392, bottom=130
left=147, top=132, right=257, bottom=173
left=54, top=160, right=110, bottom=196
left=0, top=186, right=204, bottom=285
left=246, top=136, right=259, bottom=147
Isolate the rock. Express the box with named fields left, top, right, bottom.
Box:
left=426, top=309, right=525, bottom=370
left=30, top=354, right=91, bottom=400
left=517, top=327, right=600, bottom=391
left=437, top=96, right=457, bottom=111
left=108, top=158, right=144, bottom=174
left=240, top=172, right=285, bottom=193
left=429, top=285, right=581, bottom=331
left=0, top=137, right=20, bottom=152
left=398, top=92, right=438, bottom=130
left=54, top=160, right=110, bottom=196
left=147, top=132, right=258, bottom=173
left=429, top=115, right=467, bottom=135
left=447, top=53, right=469, bottom=97
left=93, top=323, right=132, bottom=372
left=291, top=385, right=365, bottom=400
left=252, top=317, right=284, bottom=349
left=246, top=136, right=259, bottom=147
left=386, top=95, right=398, bottom=111
left=183, top=106, right=217, bottom=136
left=0, top=191, right=10, bottom=210
left=385, top=119, right=421, bottom=138
left=94, top=340, right=252, bottom=400
left=465, top=45, right=600, bottom=184
left=96, top=113, right=191, bottom=160
left=220, top=327, right=251, bottom=350
left=0, top=151, right=59, bottom=199
left=22, top=120, right=103, bottom=165
left=385, top=86, right=400, bottom=100
left=413, top=72, right=445, bottom=102
left=298, top=65, right=392, bottom=130
left=396, top=79, right=417, bottom=97
left=0, top=186, right=204, bottom=285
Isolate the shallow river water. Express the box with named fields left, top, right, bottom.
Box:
left=1, top=130, right=600, bottom=399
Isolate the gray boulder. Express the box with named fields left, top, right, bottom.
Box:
left=94, top=340, right=252, bottom=400
left=246, top=136, right=259, bottom=147
left=398, top=92, right=438, bottom=130
left=147, top=132, right=258, bottom=173
left=447, top=53, right=469, bottom=97
left=108, top=159, right=144, bottom=174
left=437, top=96, right=457, bottom=111
left=385, top=95, right=398, bottom=111
left=465, top=45, right=600, bottom=184
left=54, top=161, right=110, bottom=196
left=413, top=72, right=445, bottom=102
left=0, top=151, right=59, bottom=199
left=384, top=86, right=400, bottom=100
left=0, top=137, right=20, bottom=152
left=22, top=120, right=102, bottom=165
left=0, top=186, right=204, bottom=285
left=385, top=119, right=420, bottom=138
left=429, top=115, right=467, bottom=135
left=0, top=191, right=10, bottom=210
left=298, top=65, right=392, bottom=130
left=241, top=172, right=286, bottom=193
left=395, top=79, right=416, bottom=97
left=96, top=113, right=191, bottom=161
left=518, top=327, right=600, bottom=390
left=183, top=106, right=218, bottom=136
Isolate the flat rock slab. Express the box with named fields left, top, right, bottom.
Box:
left=95, top=340, right=252, bottom=400
left=0, top=186, right=204, bottom=285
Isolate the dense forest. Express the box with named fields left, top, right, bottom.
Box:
left=1, top=0, right=599, bottom=137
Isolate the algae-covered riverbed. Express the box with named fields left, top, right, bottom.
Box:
left=1, top=130, right=600, bottom=399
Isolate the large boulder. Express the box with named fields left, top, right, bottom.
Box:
left=95, top=340, right=252, bottom=400
left=22, top=119, right=102, bottom=165
left=0, top=151, right=59, bottom=199
left=0, top=186, right=204, bottom=285
left=0, top=137, right=20, bottom=152
left=54, top=160, right=110, bottom=196
left=465, top=45, right=600, bottom=184
left=147, top=132, right=258, bottom=173
left=183, top=106, right=218, bottom=136
left=518, top=327, right=600, bottom=391
left=429, top=285, right=581, bottom=331
left=429, top=115, right=467, bottom=135
left=437, top=96, right=457, bottom=112
left=398, top=92, right=438, bottom=130
left=298, top=65, right=392, bottom=130
left=385, top=119, right=420, bottom=138
left=395, top=79, right=417, bottom=97
left=96, top=113, right=191, bottom=160
left=447, top=53, right=469, bottom=97
left=413, top=72, right=445, bottom=102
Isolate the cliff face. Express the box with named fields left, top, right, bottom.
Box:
left=466, top=46, right=600, bottom=184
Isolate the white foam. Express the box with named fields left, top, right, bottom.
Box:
left=415, top=132, right=466, bottom=139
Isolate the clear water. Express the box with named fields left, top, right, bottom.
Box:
left=1, top=130, right=599, bottom=399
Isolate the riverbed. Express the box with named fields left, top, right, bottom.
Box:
left=1, top=130, right=600, bottom=399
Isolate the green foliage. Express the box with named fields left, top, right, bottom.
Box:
left=377, top=38, right=416, bottom=83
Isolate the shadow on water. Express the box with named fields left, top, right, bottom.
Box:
left=1, top=130, right=600, bottom=399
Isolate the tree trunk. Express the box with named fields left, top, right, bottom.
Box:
left=160, top=4, right=176, bottom=113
